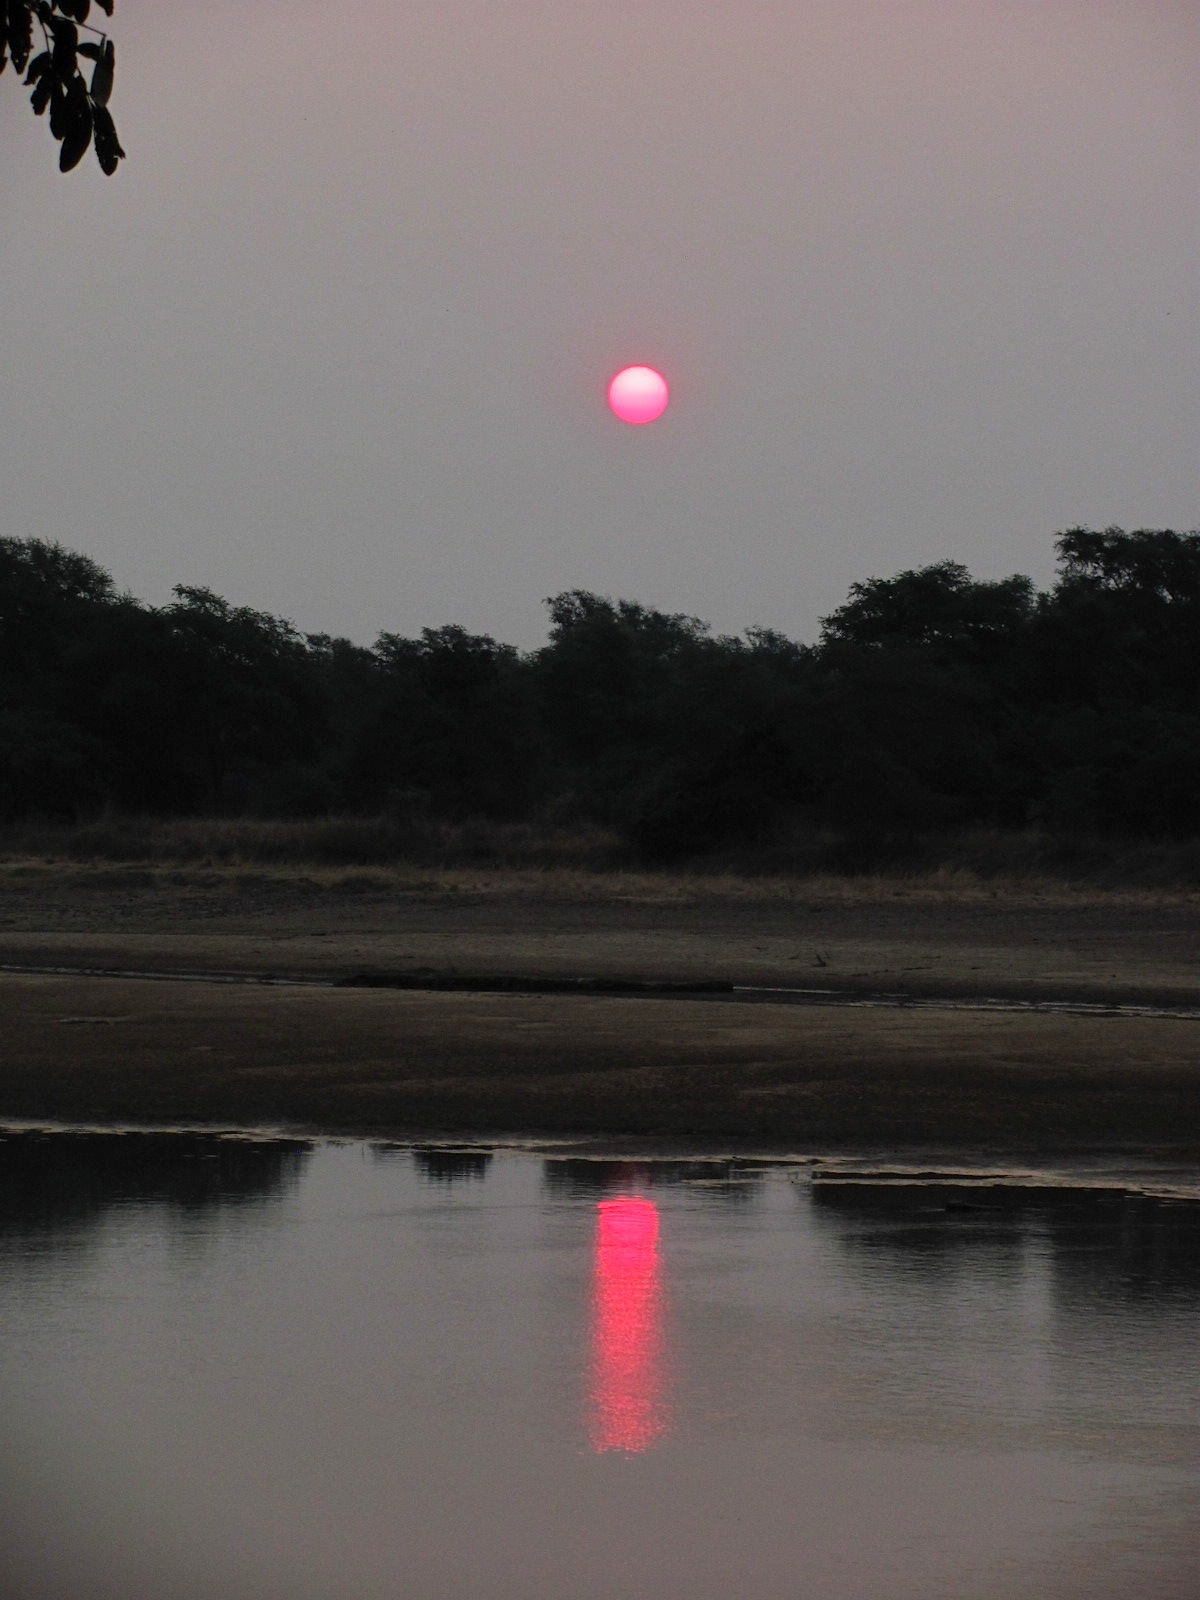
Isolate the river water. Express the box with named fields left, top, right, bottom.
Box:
left=1, top=1131, right=1197, bottom=1599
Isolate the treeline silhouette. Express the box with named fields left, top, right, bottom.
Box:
left=2, top=527, right=1197, bottom=861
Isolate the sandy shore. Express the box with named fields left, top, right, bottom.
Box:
left=2, top=863, right=1197, bottom=1155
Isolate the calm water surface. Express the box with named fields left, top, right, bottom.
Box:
left=0, top=1132, right=1197, bottom=1599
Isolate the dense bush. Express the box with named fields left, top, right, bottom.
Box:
left=1, top=527, right=1196, bottom=856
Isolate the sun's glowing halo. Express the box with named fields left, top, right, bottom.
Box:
left=608, top=365, right=669, bottom=425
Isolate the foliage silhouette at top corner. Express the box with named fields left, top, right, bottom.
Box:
left=1, top=0, right=124, bottom=174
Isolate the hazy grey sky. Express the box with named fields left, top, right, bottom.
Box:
left=3, top=2, right=1196, bottom=649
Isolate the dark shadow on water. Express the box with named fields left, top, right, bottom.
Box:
left=810, top=1181, right=1200, bottom=1300
left=0, top=1130, right=311, bottom=1248
left=370, top=1143, right=494, bottom=1183
left=543, top=1157, right=765, bottom=1201
left=411, top=1146, right=493, bottom=1184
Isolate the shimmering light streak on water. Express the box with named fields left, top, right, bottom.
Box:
left=588, top=1197, right=667, bottom=1452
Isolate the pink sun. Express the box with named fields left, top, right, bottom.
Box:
left=608, top=365, right=669, bottom=425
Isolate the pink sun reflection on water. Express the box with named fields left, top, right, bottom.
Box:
left=587, top=1196, right=669, bottom=1454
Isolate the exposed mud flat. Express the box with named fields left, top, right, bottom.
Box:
left=2, top=973, right=1197, bottom=1156
left=1, top=861, right=1197, bottom=1005
left=1, top=867, right=1196, bottom=1156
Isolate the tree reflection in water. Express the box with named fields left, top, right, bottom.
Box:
left=0, top=1130, right=310, bottom=1250
left=588, top=1195, right=669, bottom=1454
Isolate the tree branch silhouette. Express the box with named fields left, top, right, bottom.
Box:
left=1, top=0, right=124, bottom=173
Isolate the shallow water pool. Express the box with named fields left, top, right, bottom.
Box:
left=1, top=1132, right=1197, bottom=1599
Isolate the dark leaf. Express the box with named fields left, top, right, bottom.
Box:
left=49, top=17, right=77, bottom=75
left=58, top=94, right=92, bottom=171
left=89, top=38, right=111, bottom=104
left=30, top=74, right=51, bottom=114
left=77, top=41, right=101, bottom=61
left=9, top=6, right=31, bottom=73
left=93, top=0, right=113, bottom=13
left=92, top=101, right=123, bottom=174
left=24, top=49, right=51, bottom=82
left=48, top=80, right=68, bottom=137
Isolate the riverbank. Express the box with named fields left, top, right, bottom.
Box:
left=2, top=862, right=1197, bottom=1155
